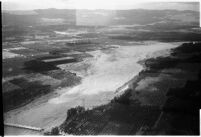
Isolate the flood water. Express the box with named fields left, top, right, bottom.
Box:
left=4, top=42, right=180, bottom=133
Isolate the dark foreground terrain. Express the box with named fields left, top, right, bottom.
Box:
left=47, top=42, right=201, bottom=135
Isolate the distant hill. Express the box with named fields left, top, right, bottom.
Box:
left=2, top=9, right=199, bottom=27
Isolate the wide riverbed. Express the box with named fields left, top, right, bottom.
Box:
left=4, top=42, right=180, bottom=134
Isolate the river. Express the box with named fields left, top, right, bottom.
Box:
left=4, top=41, right=180, bottom=134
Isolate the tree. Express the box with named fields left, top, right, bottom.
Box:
left=51, top=127, right=59, bottom=135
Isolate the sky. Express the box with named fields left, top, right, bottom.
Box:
left=2, top=0, right=200, bottom=11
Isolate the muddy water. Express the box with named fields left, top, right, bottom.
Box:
left=4, top=42, right=180, bottom=133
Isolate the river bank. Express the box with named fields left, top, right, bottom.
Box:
left=52, top=42, right=201, bottom=135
